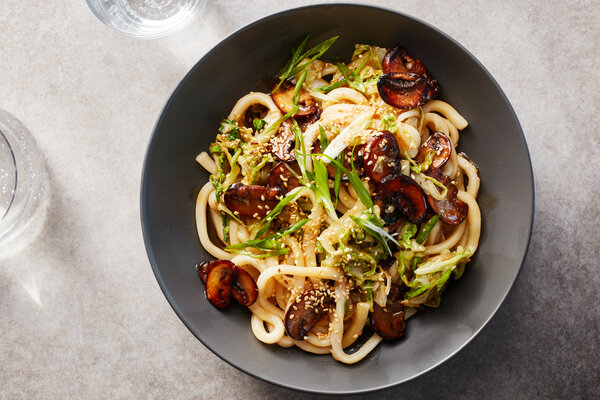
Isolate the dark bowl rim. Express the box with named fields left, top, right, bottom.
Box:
left=140, top=2, right=535, bottom=395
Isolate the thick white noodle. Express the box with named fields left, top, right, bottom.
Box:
left=195, top=63, right=479, bottom=364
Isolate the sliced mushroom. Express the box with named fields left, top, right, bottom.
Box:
left=205, top=260, right=237, bottom=309
left=377, top=72, right=429, bottom=110
left=370, top=284, right=407, bottom=340
left=415, top=132, right=452, bottom=172
left=376, top=174, right=428, bottom=225
left=424, top=78, right=440, bottom=103
left=382, top=46, right=429, bottom=76
left=378, top=47, right=439, bottom=109
left=362, top=131, right=401, bottom=184
left=295, top=106, right=322, bottom=131
left=285, top=284, right=335, bottom=340
left=196, top=261, right=212, bottom=284
left=427, top=170, right=468, bottom=225
left=270, top=120, right=296, bottom=162
left=232, top=268, right=258, bottom=306
left=272, top=79, right=319, bottom=117
left=224, top=183, right=282, bottom=219
left=268, top=162, right=301, bottom=193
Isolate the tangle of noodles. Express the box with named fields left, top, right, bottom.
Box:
left=193, top=40, right=481, bottom=364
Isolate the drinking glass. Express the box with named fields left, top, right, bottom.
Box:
left=85, top=0, right=207, bottom=38
left=0, top=109, right=48, bottom=258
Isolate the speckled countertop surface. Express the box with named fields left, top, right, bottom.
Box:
left=1, top=0, right=598, bottom=398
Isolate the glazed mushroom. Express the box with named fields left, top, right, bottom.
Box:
left=232, top=267, right=258, bottom=306
left=427, top=170, right=468, bottom=225
left=415, top=131, right=452, bottom=173
left=204, top=260, right=237, bottom=309
left=382, top=46, right=429, bottom=76
left=362, top=131, right=401, bottom=184
left=196, top=261, right=212, bottom=284
left=268, top=162, right=301, bottom=193
left=375, top=174, right=428, bottom=225
left=377, top=47, right=439, bottom=109
left=272, top=79, right=319, bottom=117
left=198, top=260, right=259, bottom=308
left=370, top=284, right=407, bottom=340
left=285, top=284, right=335, bottom=340
left=224, top=183, right=282, bottom=219
left=377, top=72, right=430, bottom=110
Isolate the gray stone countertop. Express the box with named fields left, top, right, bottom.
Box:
left=1, top=0, right=598, bottom=398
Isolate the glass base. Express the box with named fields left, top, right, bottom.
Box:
left=0, top=109, right=48, bottom=259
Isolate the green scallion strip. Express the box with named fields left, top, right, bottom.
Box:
left=351, top=216, right=395, bottom=256
left=261, top=106, right=298, bottom=138
left=229, top=248, right=290, bottom=258
left=290, top=36, right=339, bottom=76
left=275, top=35, right=310, bottom=91
left=416, top=214, right=440, bottom=244
left=227, top=219, right=310, bottom=257
left=313, top=156, right=337, bottom=221
left=333, top=152, right=342, bottom=207
left=253, top=188, right=305, bottom=239
left=317, top=151, right=373, bottom=209
left=222, top=212, right=230, bottom=244
left=318, top=125, right=329, bottom=149
left=292, top=69, right=308, bottom=106
left=274, top=35, right=338, bottom=93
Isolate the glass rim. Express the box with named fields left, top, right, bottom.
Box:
left=0, top=109, right=47, bottom=250
left=0, top=128, right=18, bottom=220
left=84, top=0, right=206, bottom=39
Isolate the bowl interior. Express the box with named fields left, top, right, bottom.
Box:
left=141, top=4, right=533, bottom=394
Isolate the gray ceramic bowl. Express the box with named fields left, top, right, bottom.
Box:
left=141, top=4, right=533, bottom=394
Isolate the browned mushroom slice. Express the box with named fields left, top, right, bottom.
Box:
left=415, top=131, right=452, bottom=172
left=427, top=170, right=468, bottom=225
left=380, top=47, right=439, bottom=107
left=205, top=260, right=237, bottom=309
left=377, top=72, right=429, bottom=110
left=382, top=46, right=429, bottom=76
left=362, top=131, right=401, bottom=184
left=196, top=261, right=212, bottom=284
left=370, top=284, right=407, bottom=340
left=296, top=108, right=322, bottom=131
left=270, top=120, right=296, bottom=162
left=376, top=174, right=428, bottom=224
left=268, top=162, right=301, bottom=193
left=232, top=268, right=258, bottom=306
left=424, top=78, right=440, bottom=102
left=285, top=285, right=335, bottom=340
left=224, top=183, right=282, bottom=219
left=272, top=79, right=319, bottom=117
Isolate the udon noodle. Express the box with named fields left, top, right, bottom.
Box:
left=194, top=38, right=481, bottom=364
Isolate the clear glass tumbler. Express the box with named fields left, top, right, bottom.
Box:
left=0, top=109, right=48, bottom=258
left=85, top=0, right=206, bottom=38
